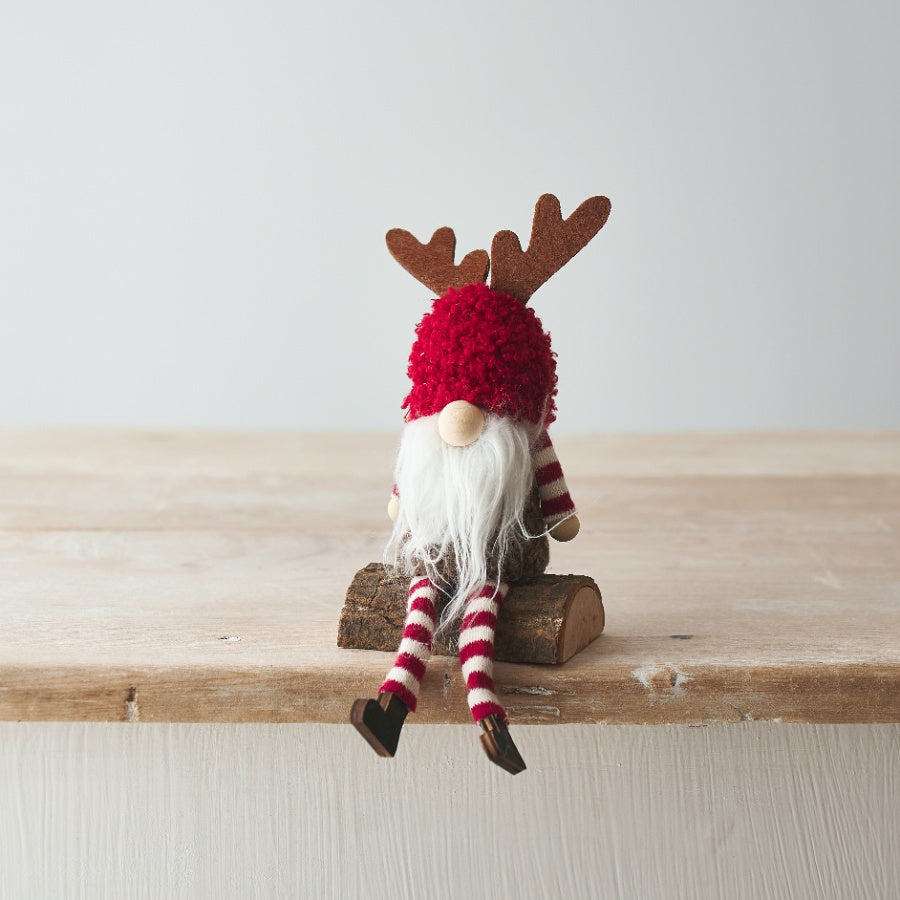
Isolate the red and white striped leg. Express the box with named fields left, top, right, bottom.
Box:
left=458, top=581, right=509, bottom=723
left=378, top=576, right=437, bottom=713
left=351, top=576, right=436, bottom=758
left=459, top=582, right=527, bottom=774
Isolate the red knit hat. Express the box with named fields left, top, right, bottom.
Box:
left=402, top=283, right=558, bottom=425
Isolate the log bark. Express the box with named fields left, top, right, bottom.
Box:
left=337, top=563, right=604, bottom=665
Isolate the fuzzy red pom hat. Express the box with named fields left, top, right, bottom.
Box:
left=386, top=193, right=611, bottom=426
left=403, top=283, right=558, bottom=425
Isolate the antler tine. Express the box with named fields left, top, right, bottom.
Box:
left=490, top=194, right=611, bottom=302
left=386, top=226, right=489, bottom=297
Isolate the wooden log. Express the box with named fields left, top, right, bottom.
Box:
left=337, top=563, right=604, bottom=665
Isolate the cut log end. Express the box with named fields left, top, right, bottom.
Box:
left=559, top=585, right=606, bottom=662
left=337, top=563, right=605, bottom=665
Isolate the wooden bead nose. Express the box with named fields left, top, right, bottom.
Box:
left=438, top=401, right=485, bottom=447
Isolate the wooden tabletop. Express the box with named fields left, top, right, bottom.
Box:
left=1, top=429, right=897, bottom=724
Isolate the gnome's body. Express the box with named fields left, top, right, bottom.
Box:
left=351, top=194, right=610, bottom=773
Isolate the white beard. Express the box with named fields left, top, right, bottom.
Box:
left=384, top=414, right=538, bottom=634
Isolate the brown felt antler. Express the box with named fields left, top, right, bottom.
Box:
left=490, top=194, right=611, bottom=303
left=385, top=226, right=489, bottom=297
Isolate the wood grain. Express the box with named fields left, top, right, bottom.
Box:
left=2, top=722, right=897, bottom=900
left=0, top=429, right=898, bottom=723
left=337, top=563, right=604, bottom=664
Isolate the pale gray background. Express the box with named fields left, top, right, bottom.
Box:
left=2, top=1, right=897, bottom=432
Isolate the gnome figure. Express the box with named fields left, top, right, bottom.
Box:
left=351, top=194, right=610, bottom=774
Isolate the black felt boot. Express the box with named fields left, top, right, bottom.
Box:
left=479, top=714, right=527, bottom=774
left=350, top=692, right=409, bottom=758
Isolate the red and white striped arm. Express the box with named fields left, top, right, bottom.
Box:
left=531, top=430, right=576, bottom=527
left=388, top=484, right=400, bottom=520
